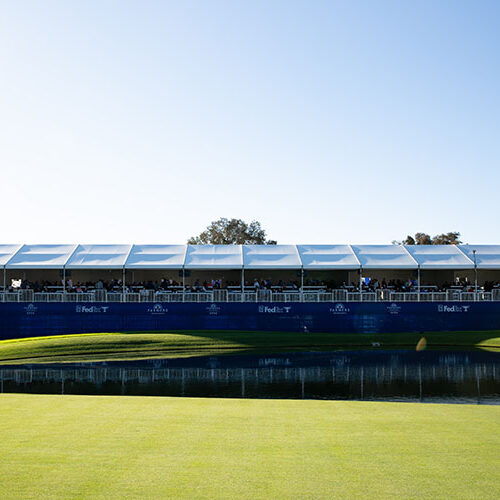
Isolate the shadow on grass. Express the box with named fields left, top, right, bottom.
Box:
left=120, top=329, right=500, bottom=349
left=0, top=329, right=498, bottom=365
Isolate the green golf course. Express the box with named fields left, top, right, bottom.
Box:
left=0, top=394, right=498, bottom=499
left=0, top=330, right=499, bottom=364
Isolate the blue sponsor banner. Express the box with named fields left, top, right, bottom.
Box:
left=0, top=301, right=499, bottom=339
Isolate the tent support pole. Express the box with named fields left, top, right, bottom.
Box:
left=2, top=267, right=5, bottom=295
left=359, top=268, right=363, bottom=295
left=182, top=268, right=185, bottom=301
left=417, top=267, right=421, bottom=302
left=301, top=268, right=304, bottom=299
left=241, top=268, right=245, bottom=301
left=63, top=267, right=66, bottom=293
left=473, top=250, right=478, bottom=295
left=122, top=268, right=126, bottom=296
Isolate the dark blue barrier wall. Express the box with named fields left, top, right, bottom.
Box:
left=1, top=301, right=499, bottom=339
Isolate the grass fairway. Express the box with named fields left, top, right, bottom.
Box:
left=0, top=330, right=499, bottom=364
left=0, top=394, right=499, bottom=499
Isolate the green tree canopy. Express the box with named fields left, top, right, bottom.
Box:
left=188, top=218, right=277, bottom=245
left=431, top=232, right=462, bottom=245
left=395, top=232, right=462, bottom=245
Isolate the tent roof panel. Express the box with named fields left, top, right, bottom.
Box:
left=66, top=245, right=132, bottom=269
left=405, top=245, right=473, bottom=269
left=297, top=245, right=359, bottom=269
left=0, top=244, right=23, bottom=267
left=243, top=245, right=301, bottom=269
left=351, top=245, right=417, bottom=269
left=6, top=244, right=77, bottom=269
left=458, top=245, right=500, bottom=270
left=126, top=245, right=186, bottom=269
left=184, top=245, right=243, bottom=269
left=4, top=244, right=499, bottom=270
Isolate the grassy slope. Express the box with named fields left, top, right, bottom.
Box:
left=0, top=330, right=499, bottom=364
left=0, top=394, right=499, bottom=499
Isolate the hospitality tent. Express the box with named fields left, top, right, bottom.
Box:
left=241, top=245, right=303, bottom=287
left=4, top=244, right=78, bottom=286
left=459, top=245, right=500, bottom=285
left=351, top=244, right=421, bottom=286
left=0, top=244, right=23, bottom=290
left=123, top=245, right=187, bottom=283
left=404, top=244, right=474, bottom=287
left=4, top=243, right=500, bottom=270
left=64, top=244, right=133, bottom=288
left=297, top=244, right=360, bottom=288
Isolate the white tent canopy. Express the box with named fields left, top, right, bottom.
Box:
left=184, top=245, right=243, bottom=269
left=1, top=244, right=499, bottom=270
left=6, top=244, right=78, bottom=269
left=459, top=245, right=500, bottom=270
left=405, top=245, right=473, bottom=269
left=66, top=245, right=132, bottom=269
left=243, top=245, right=301, bottom=269
left=297, top=245, right=359, bottom=270
left=351, top=245, right=417, bottom=269
left=0, top=244, right=22, bottom=268
left=126, top=245, right=186, bottom=269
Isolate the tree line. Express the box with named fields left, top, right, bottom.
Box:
left=393, top=232, right=462, bottom=245
left=188, top=218, right=462, bottom=246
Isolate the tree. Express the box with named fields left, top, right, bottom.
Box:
left=415, top=232, right=433, bottom=245
left=188, top=218, right=277, bottom=245
left=393, top=231, right=462, bottom=245
left=431, top=232, right=462, bottom=245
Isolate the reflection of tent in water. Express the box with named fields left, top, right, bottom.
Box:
left=1, top=350, right=498, bottom=403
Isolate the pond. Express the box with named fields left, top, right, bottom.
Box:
left=1, top=349, right=499, bottom=404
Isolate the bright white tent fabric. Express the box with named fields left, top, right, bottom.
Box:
left=2, top=244, right=500, bottom=270
left=184, top=245, right=243, bottom=269
left=126, top=245, right=186, bottom=269
left=243, top=245, right=301, bottom=269
left=0, top=244, right=23, bottom=268
left=297, top=245, right=359, bottom=269
left=6, top=244, right=77, bottom=269
left=351, top=245, right=417, bottom=269
left=66, top=245, right=132, bottom=269
left=405, top=245, right=473, bottom=269
left=458, top=245, right=500, bottom=270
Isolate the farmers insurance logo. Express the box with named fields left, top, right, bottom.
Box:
left=206, top=304, right=221, bottom=316
left=24, top=303, right=38, bottom=316
left=258, top=305, right=292, bottom=314
left=438, top=305, right=470, bottom=313
left=76, top=305, right=109, bottom=313
left=330, top=303, right=350, bottom=315
left=147, top=303, right=169, bottom=315
left=387, top=303, right=402, bottom=315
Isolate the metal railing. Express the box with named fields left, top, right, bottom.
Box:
left=1, top=289, right=499, bottom=303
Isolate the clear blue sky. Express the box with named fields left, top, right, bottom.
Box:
left=0, top=1, right=498, bottom=244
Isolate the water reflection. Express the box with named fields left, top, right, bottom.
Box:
left=1, top=350, right=499, bottom=404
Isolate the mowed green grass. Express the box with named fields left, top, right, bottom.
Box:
left=0, top=330, right=499, bottom=364
left=0, top=394, right=499, bottom=499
